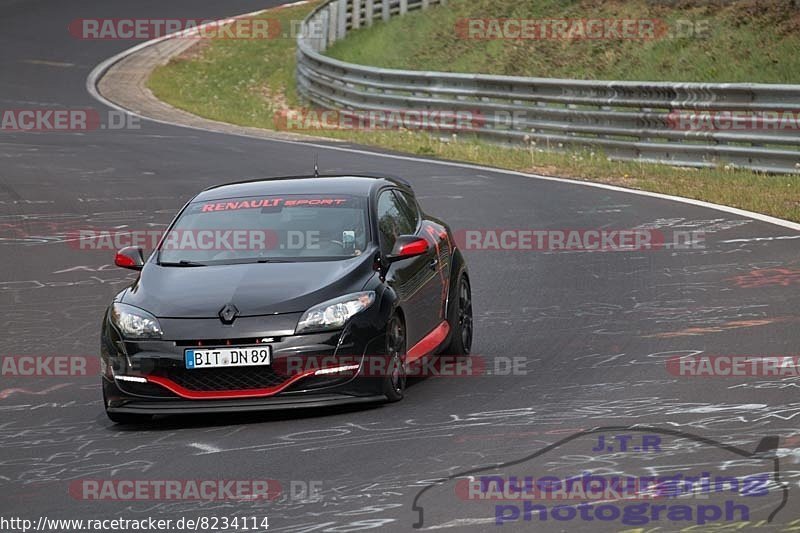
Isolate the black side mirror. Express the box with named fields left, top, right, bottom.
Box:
left=114, top=246, right=145, bottom=271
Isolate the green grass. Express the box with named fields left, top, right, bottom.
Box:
left=149, top=4, right=309, bottom=129
left=148, top=1, right=800, bottom=222
left=327, top=0, right=800, bottom=83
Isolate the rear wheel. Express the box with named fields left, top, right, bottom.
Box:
left=382, top=313, right=407, bottom=402
left=444, top=274, right=473, bottom=356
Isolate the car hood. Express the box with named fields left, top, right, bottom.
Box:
left=122, top=253, right=377, bottom=318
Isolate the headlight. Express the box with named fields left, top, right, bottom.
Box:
left=110, top=303, right=163, bottom=339
left=296, top=292, right=375, bottom=334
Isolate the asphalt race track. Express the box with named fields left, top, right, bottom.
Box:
left=1, top=0, right=799, bottom=531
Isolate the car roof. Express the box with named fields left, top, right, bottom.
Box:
left=194, top=175, right=413, bottom=202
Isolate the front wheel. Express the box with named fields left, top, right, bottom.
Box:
left=382, top=313, right=407, bottom=402
left=444, top=274, right=473, bottom=356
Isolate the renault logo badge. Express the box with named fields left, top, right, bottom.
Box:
left=219, top=304, right=239, bottom=324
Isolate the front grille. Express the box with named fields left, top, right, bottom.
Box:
left=158, top=366, right=288, bottom=391
left=174, top=337, right=280, bottom=347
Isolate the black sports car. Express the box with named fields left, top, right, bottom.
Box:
left=101, top=174, right=473, bottom=423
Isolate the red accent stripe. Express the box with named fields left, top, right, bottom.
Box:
left=407, top=321, right=450, bottom=363
left=398, top=238, right=429, bottom=256
left=146, top=370, right=318, bottom=400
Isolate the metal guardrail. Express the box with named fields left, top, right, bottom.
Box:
left=297, top=0, right=800, bottom=174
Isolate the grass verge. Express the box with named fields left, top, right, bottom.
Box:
left=327, top=0, right=800, bottom=83
left=148, top=1, right=800, bottom=222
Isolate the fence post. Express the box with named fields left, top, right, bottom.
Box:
left=365, top=0, right=374, bottom=26
left=400, top=0, right=408, bottom=15
left=328, top=3, right=338, bottom=46
left=318, top=9, right=329, bottom=51
left=337, top=0, right=348, bottom=39
left=382, top=0, right=391, bottom=21
left=352, top=0, right=361, bottom=29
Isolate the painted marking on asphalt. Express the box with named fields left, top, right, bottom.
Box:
left=645, top=317, right=797, bottom=338
left=189, top=442, right=222, bottom=454
left=731, top=268, right=800, bottom=288
left=425, top=518, right=496, bottom=529
left=21, top=59, right=75, bottom=68
left=0, top=384, right=71, bottom=400
left=721, top=235, right=800, bottom=243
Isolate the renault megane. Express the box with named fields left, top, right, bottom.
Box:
left=101, top=175, right=473, bottom=423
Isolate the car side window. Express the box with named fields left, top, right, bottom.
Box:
left=393, top=190, right=420, bottom=229
left=377, top=189, right=416, bottom=255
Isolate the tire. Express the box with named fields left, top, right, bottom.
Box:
left=444, top=274, right=473, bottom=356
left=382, top=312, right=407, bottom=403
left=105, top=410, right=152, bottom=425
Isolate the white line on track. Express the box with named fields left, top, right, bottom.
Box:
left=189, top=442, right=222, bottom=453
left=720, top=235, right=800, bottom=243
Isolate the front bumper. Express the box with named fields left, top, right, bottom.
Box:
left=104, top=379, right=387, bottom=415
left=101, top=310, right=390, bottom=414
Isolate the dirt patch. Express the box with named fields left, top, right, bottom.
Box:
left=255, top=83, right=291, bottom=112
left=173, top=39, right=213, bottom=62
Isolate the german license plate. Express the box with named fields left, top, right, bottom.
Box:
left=184, top=346, right=271, bottom=369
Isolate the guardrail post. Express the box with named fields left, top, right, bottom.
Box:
left=337, top=0, right=348, bottom=39
left=400, top=0, right=408, bottom=15
left=365, top=0, right=374, bottom=26
left=318, top=9, right=330, bottom=51
left=382, top=0, right=391, bottom=21
left=352, top=0, right=361, bottom=29
left=328, top=3, right=338, bottom=46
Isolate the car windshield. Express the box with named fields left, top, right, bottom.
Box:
left=158, top=194, right=370, bottom=265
